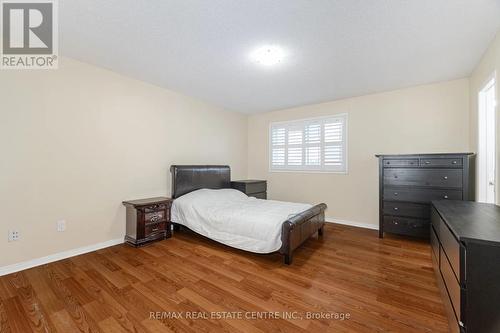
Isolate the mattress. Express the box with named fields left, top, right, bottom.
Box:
left=171, top=188, right=312, bottom=253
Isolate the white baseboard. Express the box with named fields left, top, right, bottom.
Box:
left=325, top=217, right=379, bottom=230
left=0, top=238, right=124, bottom=277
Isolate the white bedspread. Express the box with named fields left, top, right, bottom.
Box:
left=171, top=189, right=312, bottom=253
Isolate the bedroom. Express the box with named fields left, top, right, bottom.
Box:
left=1, top=1, right=500, bottom=332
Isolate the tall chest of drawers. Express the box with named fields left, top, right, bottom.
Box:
left=376, top=153, right=475, bottom=238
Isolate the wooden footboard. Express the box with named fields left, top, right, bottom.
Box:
left=279, top=203, right=327, bottom=264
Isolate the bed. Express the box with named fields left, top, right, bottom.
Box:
left=169, top=165, right=327, bottom=264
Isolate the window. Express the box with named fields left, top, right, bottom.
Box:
left=269, top=114, right=347, bottom=173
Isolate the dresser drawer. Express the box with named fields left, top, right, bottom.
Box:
left=145, top=222, right=166, bottom=237
left=431, top=206, right=442, bottom=235
left=384, top=188, right=462, bottom=203
left=383, top=216, right=429, bottom=238
left=383, top=159, right=419, bottom=167
left=384, top=169, right=462, bottom=188
left=440, top=246, right=461, bottom=323
left=420, top=158, right=463, bottom=168
left=440, top=221, right=461, bottom=281
left=431, top=225, right=440, bottom=261
left=383, top=201, right=430, bottom=218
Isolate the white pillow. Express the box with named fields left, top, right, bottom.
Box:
left=175, top=188, right=248, bottom=204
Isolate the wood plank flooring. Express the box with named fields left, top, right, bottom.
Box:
left=0, top=224, right=450, bottom=332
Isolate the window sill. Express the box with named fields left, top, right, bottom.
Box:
left=268, top=169, right=348, bottom=175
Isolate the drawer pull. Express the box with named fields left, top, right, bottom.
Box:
left=393, top=207, right=399, bottom=211
left=151, top=227, right=159, bottom=232
left=452, top=160, right=457, bottom=164
left=443, top=195, right=449, bottom=199
left=425, top=161, right=430, bottom=164
left=443, top=176, right=448, bottom=180
left=394, top=192, right=398, bottom=196
left=393, top=221, right=399, bottom=225
left=150, top=215, right=161, bottom=222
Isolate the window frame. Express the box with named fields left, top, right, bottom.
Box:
left=268, top=113, right=348, bottom=174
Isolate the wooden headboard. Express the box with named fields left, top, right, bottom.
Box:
left=170, top=165, right=231, bottom=199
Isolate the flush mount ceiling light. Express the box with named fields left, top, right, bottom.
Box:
left=250, top=45, right=286, bottom=66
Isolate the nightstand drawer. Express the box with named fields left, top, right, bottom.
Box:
left=144, top=204, right=167, bottom=213
left=231, top=180, right=266, bottom=194
left=145, top=222, right=165, bottom=237
left=145, top=210, right=167, bottom=223
left=249, top=192, right=267, bottom=199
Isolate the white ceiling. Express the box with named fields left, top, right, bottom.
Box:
left=60, top=1, right=500, bottom=113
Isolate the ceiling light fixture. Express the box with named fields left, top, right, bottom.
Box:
left=250, top=45, right=286, bottom=66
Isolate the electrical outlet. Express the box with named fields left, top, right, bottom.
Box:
left=8, top=230, right=20, bottom=242
left=57, top=220, right=66, bottom=232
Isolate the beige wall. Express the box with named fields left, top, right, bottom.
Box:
left=469, top=32, right=500, bottom=203
left=248, top=79, right=470, bottom=228
left=0, top=57, right=248, bottom=267
left=0, top=53, right=483, bottom=267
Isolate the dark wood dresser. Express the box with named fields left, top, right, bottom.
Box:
left=431, top=200, right=500, bottom=333
left=122, top=197, right=172, bottom=247
left=231, top=180, right=267, bottom=199
left=376, top=153, right=474, bottom=238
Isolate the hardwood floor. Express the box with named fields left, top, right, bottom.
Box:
left=0, top=224, right=450, bottom=333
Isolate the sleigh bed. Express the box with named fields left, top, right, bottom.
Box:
left=169, top=165, right=327, bottom=264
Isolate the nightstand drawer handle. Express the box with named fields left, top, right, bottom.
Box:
left=150, top=215, right=161, bottom=222
left=443, top=195, right=448, bottom=199
left=443, top=176, right=448, bottom=180
left=151, top=227, right=160, bottom=232
left=393, top=207, right=399, bottom=211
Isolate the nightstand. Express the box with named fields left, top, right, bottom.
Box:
left=231, top=180, right=267, bottom=199
left=122, top=197, right=172, bottom=247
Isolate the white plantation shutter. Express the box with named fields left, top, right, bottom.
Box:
left=271, top=127, right=286, bottom=166
left=305, top=123, right=321, bottom=166
left=323, top=119, right=344, bottom=167
left=287, top=126, right=303, bottom=166
left=270, top=114, right=347, bottom=172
